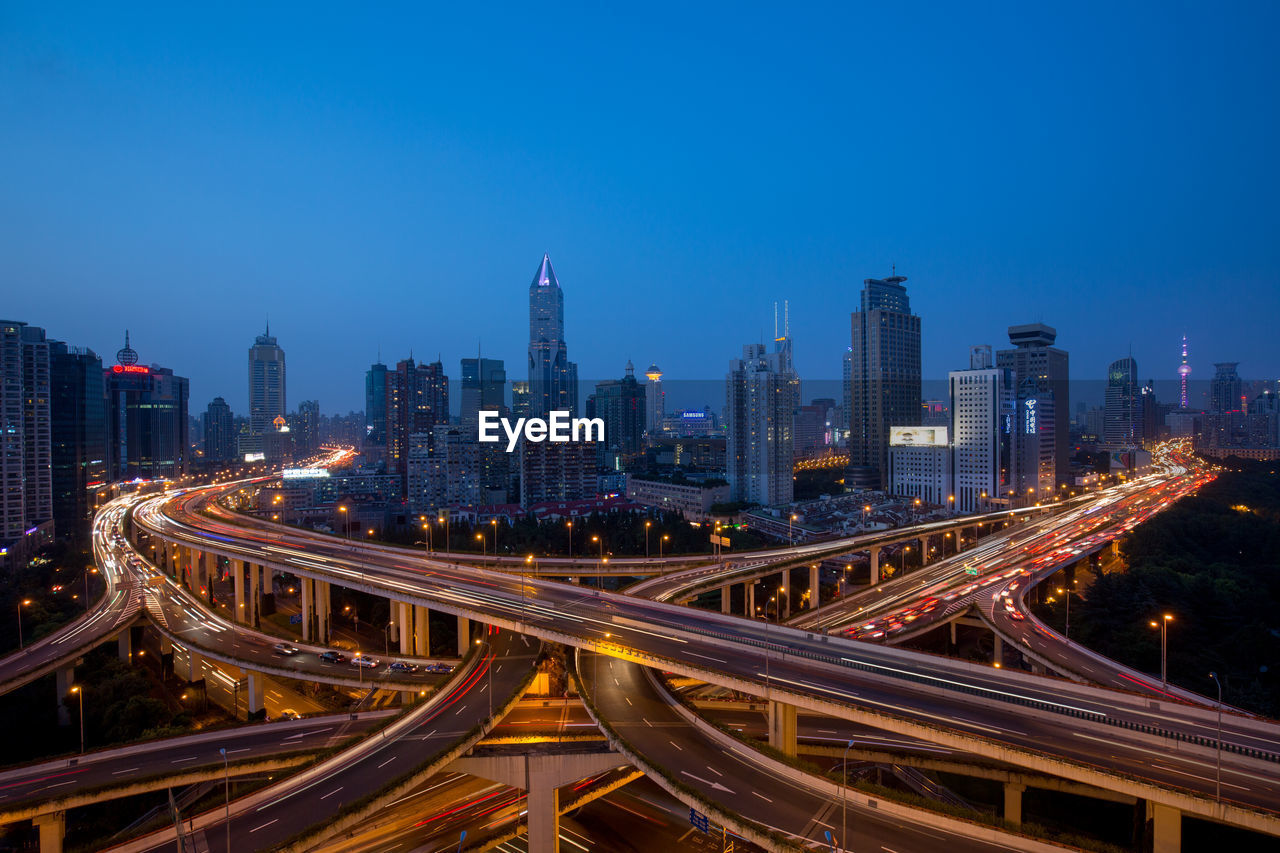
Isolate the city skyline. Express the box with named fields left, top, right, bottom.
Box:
left=3, top=5, right=1279, bottom=412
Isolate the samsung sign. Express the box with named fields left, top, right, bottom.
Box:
left=889, top=427, right=948, bottom=447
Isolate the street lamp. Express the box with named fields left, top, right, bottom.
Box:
left=337, top=505, right=349, bottom=539
left=659, top=534, right=669, bottom=560
left=219, top=746, right=231, bottom=853
left=566, top=520, right=573, bottom=559
left=645, top=520, right=652, bottom=559
left=383, top=621, right=394, bottom=656
left=438, top=515, right=449, bottom=554
left=841, top=737, right=856, bottom=853
left=475, top=638, right=493, bottom=720
left=476, top=532, right=486, bottom=562
left=522, top=556, right=533, bottom=623
left=1056, top=586, right=1071, bottom=640
left=17, top=599, right=31, bottom=649
left=490, top=518, right=499, bottom=561
left=1209, top=671, right=1223, bottom=803
left=1149, top=614, right=1173, bottom=689
left=70, top=686, right=85, bottom=754
left=789, top=514, right=798, bottom=545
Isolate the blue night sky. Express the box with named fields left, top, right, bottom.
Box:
left=2, top=3, right=1277, bottom=414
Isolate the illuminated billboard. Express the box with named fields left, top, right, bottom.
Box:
left=282, top=468, right=330, bottom=480
left=889, top=426, right=948, bottom=447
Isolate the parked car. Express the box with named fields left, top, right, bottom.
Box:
left=318, top=651, right=346, bottom=664
left=273, top=643, right=299, bottom=655
left=388, top=661, right=418, bottom=674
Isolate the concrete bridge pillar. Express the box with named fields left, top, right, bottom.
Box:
left=415, top=606, right=431, bottom=656
left=316, top=580, right=331, bottom=643
left=248, top=564, right=261, bottom=628
left=768, top=700, right=798, bottom=757
left=808, top=564, right=820, bottom=610
left=1003, top=782, right=1025, bottom=825
left=456, top=615, right=470, bottom=656
left=204, top=551, right=217, bottom=602
left=399, top=602, right=413, bottom=655
left=34, top=811, right=65, bottom=853
left=779, top=571, right=791, bottom=618
left=389, top=603, right=400, bottom=643
left=55, top=666, right=74, bottom=726
left=117, top=627, right=133, bottom=662
left=746, top=582, right=756, bottom=617
left=246, top=672, right=266, bottom=719
left=232, top=559, right=246, bottom=623
left=720, top=584, right=731, bottom=614
left=868, top=546, right=881, bottom=585
left=301, top=577, right=314, bottom=642
left=1149, top=802, right=1182, bottom=853
left=527, top=765, right=562, bottom=853
left=993, top=633, right=1004, bottom=666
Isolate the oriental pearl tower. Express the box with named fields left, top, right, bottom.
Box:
left=1178, top=335, right=1191, bottom=409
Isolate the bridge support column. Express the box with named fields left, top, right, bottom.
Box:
left=34, top=811, right=65, bottom=853
left=456, top=616, right=470, bottom=655
left=993, top=633, right=1004, bottom=666
left=204, top=551, right=217, bottom=601
left=246, top=672, right=266, bottom=719
left=527, top=766, right=561, bottom=853
left=745, top=582, right=756, bottom=617
left=301, top=577, right=314, bottom=642
left=868, top=546, right=881, bottom=585
left=779, top=571, right=791, bottom=618
left=808, top=564, right=820, bottom=609
left=415, top=606, right=431, bottom=656
left=767, top=700, right=798, bottom=757
left=55, top=666, right=74, bottom=726
left=117, top=627, right=132, bottom=662
left=1149, top=802, right=1181, bottom=853
left=720, top=584, right=731, bottom=614
left=399, top=602, right=412, bottom=655
left=233, top=560, right=246, bottom=623
left=316, top=580, right=331, bottom=643
left=389, top=603, right=400, bottom=643
left=1003, top=782, right=1025, bottom=825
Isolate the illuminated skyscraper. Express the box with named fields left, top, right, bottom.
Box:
left=527, top=254, right=578, bottom=417
left=248, top=325, right=286, bottom=436
left=644, top=363, right=664, bottom=435
left=726, top=338, right=799, bottom=505
left=0, top=320, right=53, bottom=560
left=997, top=323, right=1069, bottom=491
left=1104, top=357, right=1140, bottom=446
left=1178, top=335, right=1191, bottom=409
left=848, top=275, right=922, bottom=489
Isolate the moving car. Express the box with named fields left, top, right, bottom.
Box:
left=273, top=643, right=299, bottom=655
left=275, top=708, right=301, bottom=721
left=425, top=662, right=454, bottom=674
left=352, top=655, right=379, bottom=669
left=318, top=651, right=346, bottom=663
left=388, top=661, right=418, bottom=674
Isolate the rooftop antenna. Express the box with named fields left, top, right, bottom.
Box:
left=784, top=299, right=790, bottom=338
left=773, top=301, right=778, bottom=340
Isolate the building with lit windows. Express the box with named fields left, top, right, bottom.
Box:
left=996, top=323, right=1068, bottom=492
left=105, top=334, right=189, bottom=480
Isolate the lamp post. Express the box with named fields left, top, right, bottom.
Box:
left=1149, top=614, right=1173, bottom=689
left=522, top=556, right=532, bottom=623
left=476, top=532, right=486, bottom=562
left=70, top=686, right=85, bottom=754
left=219, top=746, right=230, bottom=853
left=659, top=534, right=669, bottom=560
left=490, top=519, right=499, bottom=562
left=1209, top=671, right=1223, bottom=803
left=337, top=505, right=349, bottom=540
left=788, top=514, right=797, bottom=545
left=475, top=638, right=493, bottom=720
left=439, top=515, right=449, bottom=554
left=1056, top=586, right=1071, bottom=640
left=383, top=621, right=393, bottom=656
left=17, top=599, right=31, bottom=649
left=645, top=520, right=652, bottom=559
left=841, top=737, right=856, bottom=853
left=592, top=535, right=605, bottom=587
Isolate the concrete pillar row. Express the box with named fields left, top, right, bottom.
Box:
left=414, top=605, right=430, bottom=657
left=34, top=810, right=65, bottom=853
left=767, top=700, right=798, bottom=757
left=1003, top=782, right=1026, bottom=825
left=232, top=559, right=246, bottom=623
left=301, top=577, right=314, bottom=642
left=1149, top=802, right=1182, bottom=853
left=808, top=564, right=820, bottom=610
left=457, top=616, right=471, bottom=656
left=399, top=602, right=413, bottom=656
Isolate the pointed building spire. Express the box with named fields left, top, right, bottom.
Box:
left=116, top=330, right=139, bottom=366
left=530, top=253, right=559, bottom=289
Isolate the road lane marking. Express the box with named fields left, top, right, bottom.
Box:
left=320, top=786, right=343, bottom=799
left=668, top=740, right=683, bottom=751
left=250, top=818, right=279, bottom=833
left=378, top=756, right=397, bottom=769
left=170, top=756, right=199, bottom=763
left=111, top=768, right=139, bottom=775
left=751, top=791, right=772, bottom=802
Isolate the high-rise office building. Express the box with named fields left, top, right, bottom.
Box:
left=948, top=346, right=1014, bottom=513
left=204, top=397, right=235, bottom=463
left=1103, top=357, right=1140, bottom=447
left=527, top=254, right=578, bottom=417
left=848, top=274, right=922, bottom=489
left=293, top=400, right=320, bottom=456
left=385, top=357, right=449, bottom=488
left=248, top=326, right=286, bottom=437
left=365, top=360, right=388, bottom=449
left=840, top=346, right=853, bottom=446
left=1211, top=362, right=1243, bottom=413
left=510, top=381, right=531, bottom=419
left=49, top=342, right=107, bottom=543
left=1, top=320, right=54, bottom=560
left=644, top=364, right=664, bottom=435
left=105, top=334, right=189, bottom=480
left=407, top=427, right=482, bottom=513
left=997, top=323, right=1069, bottom=490
left=726, top=340, right=799, bottom=505
left=460, top=357, right=506, bottom=432
left=519, top=440, right=597, bottom=509
left=586, top=361, right=646, bottom=472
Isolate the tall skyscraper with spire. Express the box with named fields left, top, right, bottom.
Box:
left=1178, top=335, right=1191, bottom=409
left=848, top=274, right=922, bottom=489
left=527, top=254, right=578, bottom=417
left=248, top=324, right=286, bottom=437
